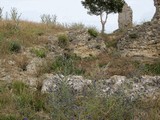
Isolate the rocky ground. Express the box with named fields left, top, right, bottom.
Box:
left=42, top=74, right=160, bottom=101
left=0, top=1, right=160, bottom=119
left=0, top=19, right=159, bottom=119
left=0, top=21, right=159, bottom=101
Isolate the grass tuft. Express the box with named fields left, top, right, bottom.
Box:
left=88, top=28, right=98, bottom=37
left=58, top=34, right=69, bottom=48
left=31, top=48, right=46, bottom=58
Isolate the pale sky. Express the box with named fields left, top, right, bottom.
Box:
left=0, top=0, right=155, bottom=33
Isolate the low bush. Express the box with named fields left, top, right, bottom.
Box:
left=9, top=40, right=21, bottom=53
left=88, top=28, right=98, bottom=37
left=32, top=48, right=46, bottom=58
left=58, top=34, right=69, bottom=48
left=0, top=40, right=19, bottom=55
left=129, top=33, right=138, bottom=39
left=0, top=115, right=17, bottom=120
left=12, top=81, right=27, bottom=95
left=105, top=40, right=118, bottom=48
left=49, top=80, right=134, bottom=120
left=0, top=81, right=49, bottom=119
left=51, top=55, right=85, bottom=75
left=0, top=33, right=4, bottom=41
left=145, top=62, right=160, bottom=75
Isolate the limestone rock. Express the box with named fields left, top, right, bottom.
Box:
left=41, top=74, right=160, bottom=101
left=41, top=74, right=92, bottom=93
left=118, top=0, right=160, bottom=59
left=46, top=29, right=106, bottom=58
left=98, top=75, right=159, bottom=100
left=68, top=29, right=106, bottom=58
left=117, top=20, right=160, bottom=59
left=118, top=3, right=133, bottom=29
left=26, top=58, right=46, bottom=76
left=153, top=0, right=160, bottom=20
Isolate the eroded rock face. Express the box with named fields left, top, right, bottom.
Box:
left=117, top=22, right=160, bottom=59
left=117, top=0, right=160, bottom=59
left=26, top=58, right=46, bottom=76
left=68, top=29, right=106, bottom=58
left=118, top=3, right=133, bottom=29
left=153, top=0, right=160, bottom=20
left=154, top=0, right=160, bottom=6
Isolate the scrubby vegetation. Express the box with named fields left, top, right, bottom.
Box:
left=0, top=80, right=159, bottom=120
left=58, top=34, right=69, bottom=48
left=51, top=55, right=85, bottom=75
left=40, top=14, right=57, bottom=26
left=129, top=32, right=138, bottom=39
left=31, top=48, right=46, bottom=58
left=9, top=40, right=21, bottom=53
left=88, top=28, right=99, bottom=37
left=145, top=62, right=160, bottom=75
left=0, top=7, right=159, bottom=120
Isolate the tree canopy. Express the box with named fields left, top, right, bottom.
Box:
left=82, top=0, right=125, bottom=33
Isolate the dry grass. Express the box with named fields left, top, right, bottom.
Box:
left=74, top=51, right=138, bottom=79
left=0, top=20, right=66, bottom=75
left=13, top=54, right=29, bottom=71
left=0, top=19, right=157, bottom=78
left=0, top=80, right=50, bottom=120
left=0, top=16, right=159, bottom=120
left=0, top=80, right=159, bottom=120
left=134, top=94, right=160, bottom=120
left=0, top=20, right=66, bottom=58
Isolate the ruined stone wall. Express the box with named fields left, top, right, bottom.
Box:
left=153, top=0, right=160, bottom=20
left=117, top=0, right=160, bottom=59
left=118, top=3, right=133, bottom=29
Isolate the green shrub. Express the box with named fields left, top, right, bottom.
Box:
left=88, top=28, right=98, bottom=37
left=49, top=81, right=134, bottom=120
left=0, top=33, right=4, bottom=41
left=0, top=81, right=46, bottom=119
left=11, top=81, right=47, bottom=116
left=32, top=95, right=45, bottom=111
left=0, top=40, right=17, bottom=55
left=58, top=34, right=69, bottom=48
left=0, top=115, right=17, bottom=120
left=32, top=48, right=46, bottom=58
left=51, top=55, right=85, bottom=75
left=129, top=33, right=138, bottom=39
left=105, top=40, right=117, bottom=48
left=34, top=30, right=45, bottom=36
left=49, top=79, right=74, bottom=119
left=12, top=81, right=27, bottom=95
left=145, top=62, right=160, bottom=75
left=9, top=41, right=21, bottom=53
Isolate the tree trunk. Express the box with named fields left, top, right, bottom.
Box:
left=100, top=12, right=108, bottom=34
left=101, top=23, right=105, bottom=34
